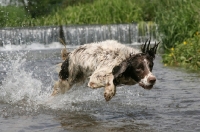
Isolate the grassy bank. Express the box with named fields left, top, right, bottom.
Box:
left=1, top=0, right=200, bottom=70
left=154, top=0, right=200, bottom=70
left=162, top=33, right=200, bottom=71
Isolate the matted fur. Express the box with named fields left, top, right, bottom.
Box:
left=52, top=40, right=158, bottom=101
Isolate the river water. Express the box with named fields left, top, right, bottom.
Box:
left=0, top=42, right=200, bottom=132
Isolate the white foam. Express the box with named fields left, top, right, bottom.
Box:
left=0, top=70, right=44, bottom=104
left=0, top=50, right=104, bottom=112
left=0, top=51, right=51, bottom=107
left=0, top=42, right=78, bottom=51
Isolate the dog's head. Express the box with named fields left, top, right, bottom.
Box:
left=112, top=39, right=159, bottom=89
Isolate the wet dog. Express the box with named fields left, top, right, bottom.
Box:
left=52, top=40, right=159, bottom=101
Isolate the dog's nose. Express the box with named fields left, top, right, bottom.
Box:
left=148, top=76, right=156, bottom=84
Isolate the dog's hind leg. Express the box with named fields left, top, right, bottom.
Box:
left=51, top=79, right=71, bottom=96
left=51, top=57, right=72, bottom=96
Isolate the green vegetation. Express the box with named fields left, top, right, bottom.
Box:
left=19, top=0, right=144, bottom=26
left=0, top=0, right=200, bottom=70
left=21, top=0, right=63, bottom=18
left=0, top=0, right=161, bottom=27
left=154, top=0, right=200, bottom=49
left=19, top=0, right=93, bottom=18
left=0, top=6, right=30, bottom=27
left=163, top=33, right=200, bottom=70
left=154, top=0, right=200, bottom=70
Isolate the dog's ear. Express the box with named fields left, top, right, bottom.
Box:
left=141, top=39, right=159, bottom=58
left=112, top=61, right=128, bottom=78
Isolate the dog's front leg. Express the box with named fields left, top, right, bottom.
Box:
left=88, top=72, right=116, bottom=101
left=104, top=74, right=116, bottom=101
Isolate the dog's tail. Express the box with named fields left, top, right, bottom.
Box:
left=59, top=38, right=69, bottom=60
left=54, top=38, right=69, bottom=73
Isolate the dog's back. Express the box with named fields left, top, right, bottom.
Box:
left=67, top=40, right=140, bottom=77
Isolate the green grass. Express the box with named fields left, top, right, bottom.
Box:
left=0, top=6, right=30, bottom=27
left=162, top=34, right=200, bottom=70
left=21, top=0, right=143, bottom=26
left=154, top=0, right=200, bottom=70
left=0, top=0, right=161, bottom=27
left=0, top=0, right=167, bottom=27
left=154, top=0, right=200, bottom=49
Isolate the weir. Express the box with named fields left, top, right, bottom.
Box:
left=0, top=26, right=60, bottom=46
left=0, top=23, right=157, bottom=46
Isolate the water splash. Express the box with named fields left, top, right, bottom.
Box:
left=0, top=45, right=144, bottom=115
left=0, top=49, right=105, bottom=113
left=0, top=51, right=51, bottom=109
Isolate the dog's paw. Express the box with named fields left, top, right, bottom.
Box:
left=104, top=91, right=115, bottom=101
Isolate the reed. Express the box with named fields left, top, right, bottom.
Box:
left=163, top=33, right=200, bottom=70
left=0, top=0, right=160, bottom=27
left=155, top=0, right=200, bottom=70
left=16, top=0, right=143, bottom=26
left=138, top=21, right=157, bottom=39
left=154, top=0, right=200, bottom=49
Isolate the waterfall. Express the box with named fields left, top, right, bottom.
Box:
left=62, top=23, right=157, bottom=45
left=0, top=23, right=157, bottom=47
left=0, top=26, right=60, bottom=46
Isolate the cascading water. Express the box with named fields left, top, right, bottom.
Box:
left=0, top=23, right=157, bottom=47
left=0, top=26, right=60, bottom=46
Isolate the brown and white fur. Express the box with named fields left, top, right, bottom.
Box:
left=52, top=40, right=159, bottom=101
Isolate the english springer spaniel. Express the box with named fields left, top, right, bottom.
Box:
left=52, top=39, right=159, bottom=101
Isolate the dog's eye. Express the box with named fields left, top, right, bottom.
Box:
left=137, top=64, right=144, bottom=70
left=136, top=68, right=141, bottom=73
left=136, top=66, right=144, bottom=72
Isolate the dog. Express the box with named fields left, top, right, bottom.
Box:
left=52, top=39, right=159, bottom=101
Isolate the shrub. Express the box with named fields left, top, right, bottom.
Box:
left=19, top=0, right=63, bottom=18
left=19, top=0, right=95, bottom=18
left=0, top=0, right=158, bottom=27
left=61, top=0, right=95, bottom=7
left=154, top=0, right=200, bottom=71
left=163, top=32, right=200, bottom=70
left=27, top=0, right=143, bottom=26
left=154, top=0, right=200, bottom=49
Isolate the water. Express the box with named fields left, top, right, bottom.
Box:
left=0, top=26, right=60, bottom=45
left=0, top=42, right=200, bottom=132
left=0, top=24, right=157, bottom=46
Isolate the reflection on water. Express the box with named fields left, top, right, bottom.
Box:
left=0, top=44, right=200, bottom=132
left=56, top=113, right=155, bottom=132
